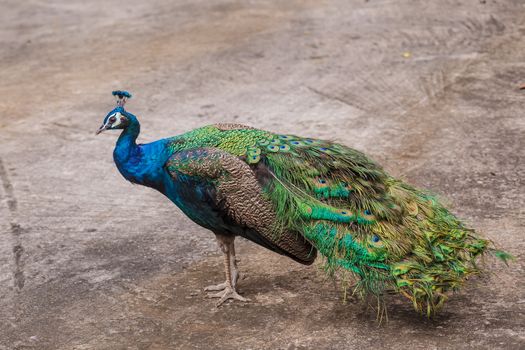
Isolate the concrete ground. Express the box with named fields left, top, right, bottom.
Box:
left=0, top=0, right=524, bottom=349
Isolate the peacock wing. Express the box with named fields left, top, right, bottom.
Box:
left=164, top=147, right=316, bottom=264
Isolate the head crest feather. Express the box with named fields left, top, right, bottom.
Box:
left=112, top=90, right=132, bottom=107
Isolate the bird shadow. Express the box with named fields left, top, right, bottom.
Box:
left=238, top=265, right=476, bottom=330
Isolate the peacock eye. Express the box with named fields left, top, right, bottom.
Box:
left=109, top=116, right=117, bottom=123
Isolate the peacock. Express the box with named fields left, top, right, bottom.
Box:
left=97, top=90, right=510, bottom=316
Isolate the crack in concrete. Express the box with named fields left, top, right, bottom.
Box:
left=306, top=86, right=362, bottom=111
left=0, top=158, right=17, bottom=211
left=11, top=224, right=25, bottom=290
left=0, top=158, right=25, bottom=291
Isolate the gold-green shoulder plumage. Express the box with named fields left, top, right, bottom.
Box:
left=168, top=123, right=272, bottom=156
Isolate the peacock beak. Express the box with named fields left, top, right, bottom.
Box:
left=95, top=124, right=108, bottom=135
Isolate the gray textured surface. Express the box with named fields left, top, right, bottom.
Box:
left=0, top=0, right=524, bottom=349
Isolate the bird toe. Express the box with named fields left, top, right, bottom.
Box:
left=204, top=281, right=228, bottom=292
left=208, top=286, right=249, bottom=307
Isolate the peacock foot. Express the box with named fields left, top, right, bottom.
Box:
left=207, top=286, right=249, bottom=306
left=204, top=281, right=229, bottom=292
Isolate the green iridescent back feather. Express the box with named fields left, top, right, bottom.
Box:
left=168, top=124, right=506, bottom=316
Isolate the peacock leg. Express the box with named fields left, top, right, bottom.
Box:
left=204, top=234, right=239, bottom=291
left=230, top=239, right=240, bottom=289
left=206, top=234, right=248, bottom=306
left=204, top=236, right=231, bottom=292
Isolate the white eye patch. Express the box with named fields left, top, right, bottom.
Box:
left=112, top=112, right=123, bottom=127
left=104, top=112, right=124, bottom=128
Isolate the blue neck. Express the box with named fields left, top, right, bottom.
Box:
left=112, top=117, right=172, bottom=190
left=114, top=120, right=140, bottom=165
left=113, top=118, right=143, bottom=184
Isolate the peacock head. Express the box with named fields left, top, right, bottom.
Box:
left=96, top=90, right=135, bottom=135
